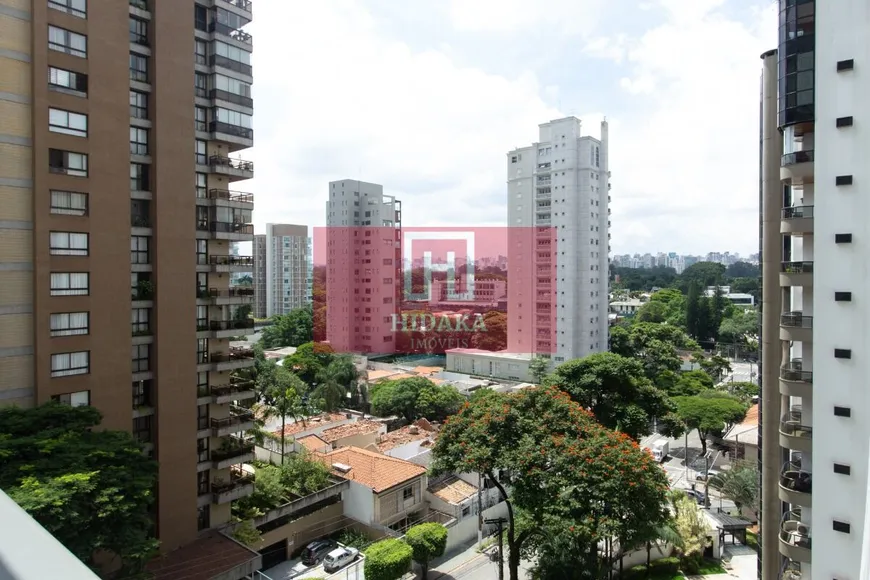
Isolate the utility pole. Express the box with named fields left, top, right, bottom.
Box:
left=485, top=517, right=508, bottom=580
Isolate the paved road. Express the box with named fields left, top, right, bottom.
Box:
left=721, top=361, right=758, bottom=386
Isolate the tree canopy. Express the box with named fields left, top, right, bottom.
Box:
left=370, top=376, right=463, bottom=422
left=260, top=307, right=314, bottom=349
left=404, top=523, right=447, bottom=577
left=364, top=538, right=413, bottom=580
left=0, top=403, right=159, bottom=576
left=667, top=393, right=747, bottom=454
left=282, top=341, right=335, bottom=385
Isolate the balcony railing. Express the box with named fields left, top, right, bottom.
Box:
left=209, top=22, right=253, bottom=44
left=781, top=560, right=802, bottom=580
left=211, top=441, right=255, bottom=464
left=781, top=261, right=813, bottom=274
left=197, top=287, right=255, bottom=299
left=779, top=360, right=812, bottom=383
left=781, top=150, right=814, bottom=167
left=780, top=509, right=811, bottom=550
left=209, top=121, right=254, bottom=141
left=210, top=255, right=254, bottom=267
left=208, top=189, right=254, bottom=204
left=200, top=221, right=254, bottom=235
left=131, top=215, right=151, bottom=228
left=209, top=154, right=254, bottom=172
left=780, top=461, right=812, bottom=494
left=780, top=412, right=812, bottom=439
left=225, top=0, right=252, bottom=9
left=208, top=319, right=255, bottom=332
left=210, top=407, right=255, bottom=431
left=208, top=348, right=255, bottom=364
left=782, top=205, right=814, bottom=219
left=780, top=312, right=812, bottom=330
left=209, top=54, right=253, bottom=76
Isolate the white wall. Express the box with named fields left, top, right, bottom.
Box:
left=445, top=351, right=532, bottom=382
left=341, top=481, right=375, bottom=526
left=812, top=1, right=870, bottom=577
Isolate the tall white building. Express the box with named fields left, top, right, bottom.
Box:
left=506, top=117, right=610, bottom=363
left=759, top=2, right=869, bottom=579
left=252, top=224, right=310, bottom=318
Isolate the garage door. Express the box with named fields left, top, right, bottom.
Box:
left=260, top=540, right=287, bottom=570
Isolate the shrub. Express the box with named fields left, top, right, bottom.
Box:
left=624, top=557, right=681, bottom=579
left=364, top=538, right=413, bottom=580
left=405, top=523, right=448, bottom=576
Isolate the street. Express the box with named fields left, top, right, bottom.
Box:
left=722, top=361, right=758, bottom=386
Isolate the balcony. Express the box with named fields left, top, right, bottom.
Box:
left=210, top=88, right=253, bottom=109
left=214, top=0, right=252, bottom=15
left=209, top=54, right=252, bottom=77
left=211, top=379, right=257, bottom=405
left=209, top=121, right=253, bottom=151
left=200, top=347, right=256, bottom=373
left=253, top=478, right=350, bottom=528
left=198, top=219, right=254, bottom=241
left=210, top=254, right=254, bottom=273
left=209, top=22, right=253, bottom=45
left=780, top=261, right=813, bottom=287
left=781, top=205, right=814, bottom=235
left=210, top=406, right=256, bottom=437
left=780, top=150, right=814, bottom=183
left=779, top=411, right=812, bottom=453
left=209, top=155, right=253, bottom=182
left=201, top=318, right=255, bottom=339
left=211, top=440, right=255, bottom=470
left=779, top=461, right=812, bottom=506
left=212, top=474, right=255, bottom=504
left=778, top=509, right=811, bottom=562
left=780, top=312, right=812, bottom=343
left=197, top=286, right=254, bottom=306
left=780, top=560, right=803, bottom=580
left=779, top=359, right=812, bottom=398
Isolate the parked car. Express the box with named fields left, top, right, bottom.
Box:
left=323, top=546, right=360, bottom=573
left=683, top=488, right=709, bottom=506
left=301, top=539, right=338, bottom=566
left=695, top=468, right=723, bottom=482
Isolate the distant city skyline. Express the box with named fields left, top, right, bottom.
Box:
left=612, top=251, right=758, bottom=275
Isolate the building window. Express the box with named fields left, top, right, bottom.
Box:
left=48, top=25, right=87, bottom=57
left=50, top=351, right=90, bottom=377
left=197, top=338, right=208, bottom=363
left=50, top=312, right=89, bottom=337
left=49, top=149, right=88, bottom=177
left=195, top=139, right=207, bottom=165
left=214, top=107, right=253, bottom=136
left=213, top=41, right=252, bottom=75
left=133, top=416, right=152, bottom=443
left=194, top=72, right=208, bottom=98
left=195, top=172, right=207, bottom=198
left=129, top=53, right=148, bottom=82
left=196, top=239, right=207, bottom=264
left=131, top=235, right=150, bottom=264
left=50, top=231, right=89, bottom=256
left=213, top=74, right=252, bottom=106
left=50, top=272, right=89, bottom=296
left=195, top=106, right=207, bottom=131
left=195, top=40, right=207, bottom=65
left=130, top=163, right=149, bottom=191
left=49, top=66, right=87, bottom=94
left=131, top=307, right=150, bottom=335
left=132, top=344, right=150, bottom=373
left=50, top=190, right=88, bottom=216
left=48, top=0, right=86, bottom=18
left=130, top=90, right=148, bottom=119
left=197, top=404, right=209, bottom=430
left=194, top=3, right=209, bottom=31
left=133, top=379, right=152, bottom=408
left=403, top=487, right=414, bottom=501
left=129, top=17, right=148, bottom=45
left=52, top=390, right=90, bottom=406
left=130, top=126, right=149, bottom=155
left=197, top=506, right=210, bottom=531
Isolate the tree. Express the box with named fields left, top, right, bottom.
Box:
left=664, top=370, right=714, bottom=398
left=608, top=322, right=697, bottom=382
left=431, top=386, right=670, bottom=580
left=260, top=367, right=308, bottom=462
left=283, top=341, right=335, bottom=385
left=0, top=403, right=158, bottom=576
left=635, top=300, right=669, bottom=323
left=670, top=491, right=709, bottom=570
left=718, top=309, right=759, bottom=345
left=711, top=460, right=759, bottom=519
left=669, top=393, right=747, bottom=455
left=234, top=303, right=252, bottom=321
left=725, top=261, right=759, bottom=279
left=612, top=265, right=678, bottom=291
left=237, top=274, right=254, bottom=286
left=727, top=381, right=759, bottom=404
left=528, top=356, right=550, bottom=384
left=699, top=354, right=732, bottom=383
left=685, top=281, right=703, bottom=341
left=470, top=310, right=508, bottom=351
left=370, top=376, right=463, bottom=422
left=545, top=353, right=673, bottom=440
left=678, top=261, right=726, bottom=292
left=404, top=523, right=447, bottom=578
left=312, top=355, right=357, bottom=412
left=364, top=538, right=413, bottom=580
left=260, top=306, right=314, bottom=349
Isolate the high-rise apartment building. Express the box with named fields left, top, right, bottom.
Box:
left=506, top=117, right=610, bottom=364
left=324, top=180, right=401, bottom=354
left=759, top=2, right=868, bottom=578
left=252, top=223, right=310, bottom=318
left=0, top=0, right=257, bottom=557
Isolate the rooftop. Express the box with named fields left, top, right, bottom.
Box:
left=445, top=348, right=533, bottom=361
left=413, top=366, right=443, bottom=376
left=320, top=420, right=383, bottom=444
left=273, top=413, right=349, bottom=438
left=297, top=434, right=330, bottom=453
left=367, top=369, right=404, bottom=382
left=377, top=419, right=439, bottom=453
left=319, top=447, right=427, bottom=493
left=428, top=476, right=478, bottom=505
left=146, top=532, right=259, bottom=580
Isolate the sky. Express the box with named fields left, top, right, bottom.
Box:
left=244, top=0, right=778, bottom=257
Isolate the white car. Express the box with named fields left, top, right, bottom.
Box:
left=695, top=468, right=723, bottom=482
left=323, top=546, right=360, bottom=573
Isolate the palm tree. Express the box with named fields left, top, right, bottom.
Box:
left=643, top=521, right=683, bottom=574
left=257, top=366, right=307, bottom=464
left=312, top=355, right=357, bottom=412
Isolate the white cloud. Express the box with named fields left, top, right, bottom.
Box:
left=446, top=0, right=611, bottom=35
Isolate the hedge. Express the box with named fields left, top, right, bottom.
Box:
left=622, top=556, right=681, bottom=579
left=364, top=538, right=413, bottom=580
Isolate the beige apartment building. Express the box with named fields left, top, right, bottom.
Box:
left=253, top=223, right=310, bottom=318
left=0, top=0, right=258, bottom=557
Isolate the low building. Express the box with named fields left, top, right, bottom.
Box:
left=722, top=404, right=759, bottom=463
left=319, top=420, right=386, bottom=450
left=609, top=298, right=645, bottom=315
left=445, top=348, right=534, bottom=382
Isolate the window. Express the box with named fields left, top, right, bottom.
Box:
left=195, top=39, right=207, bottom=65
left=213, top=41, right=252, bottom=75
left=214, top=107, right=252, bottom=135
left=49, top=149, right=88, bottom=177
left=195, top=106, right=207, bottom=131
left=132, top=307, right=150, bottom=335
left=197, top=442, right=210, bottom=468
left=134, top=416, right=152, bottom=443
left=49, top=25, right=87, bottom=57
left=403, top=487, right=414, bottom=501
left=133, top=380, right=152, bottom=408
left=129, top=17, right=148, bottom=45
left=194, top=72, right=208, bottom=98
left=50, top=232, right=88, bottom=256
left=194, top=3, right=208, bottom=31
left=130, top=91, right=147, bottom=119
left=51, top=351, right=89, bottom=377
left=195, top=139, right=207, bottom=165
left=129, top=53, right=148, bottom=82
left=49, top=66, right=87, bottom=94
left=131, top=236, right=149, bottom=264
left=834, top=406, right=852, bottom=417
left=834, top=463, right=851, bottom=475
left=197, top=404, right=209, bottom=430
left=50, top=272, right=89, bottom=296
left=132, top=344, right=150, bottom=373
left=196, top=239, right=207, bottom=264
left=52, top=390, right=90, bottom=406
left=213, top=74, right=253, bottom=106
left=130, top=163, right=149, bottom=191
left=130, top=126, right=149, bottom=155
left=49, top=108, right=88, bottom=136
left=50, top=190, right=88, bottom=216
left=197, top=505, right=210, bottom=532
left=131, top=199, right=150, bottom=228
left=195, top=172, right=207, bottom=197
left=49, top=0, right=86, bottom=18
left=50, top=312, right=89, bottom=337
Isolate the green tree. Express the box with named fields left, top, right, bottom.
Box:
left=0, top=403, right=158, bottom=576
left=664, top=370, right=714, bottom=398
left=528, top=356, right=551, bottom=384
left=234, top=303, right=252, bottom=321
left=609, top=322, right=697, bottom=381
left=668, top=393, right=747, bottom=455
left=729, top=277, right=760, bottom=301
left=725, top=261, right=759, bottom=279
left=635, top=300, right=668, bottom=323
left=260, top=306, right=314, bottom=349
left=283, top=341, right=335, bottom=385
left=545, top=353, right=673, bottom=440
left=670, top=491, right=709, bottom=569
left=709, top=287, right=728, bottom=341
left=404, top=523, right=447, bottom=578
left=237, top=274, right=254, bottom=286
left=364, top=538, right=413, bottom=580
left=431, top=386, right=670, bottom=580
left=711, top=460, right=759, bottom=519
left=678, top=261, right=726, bottom=292
left=699, top=354, right=733, bottom=383
left=727, top=381, right=759, bottom=404
left=718, top=309, right=759, bottom=345
left=260, top=367, right=308, bottom=462
left=370, top=376, right=463, bottom=422
left=685, top=281, right=703, bottom=341
left=312, top=355, right=357, bottom=412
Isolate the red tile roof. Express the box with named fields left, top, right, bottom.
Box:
left=146, top=532, right=258, bottom=580
left=297, top=434, right=330, bottom=453
left=319, top=446, right=426, bottom=493
left=319, top=420, right=383, bottom=444
left=272, top=413, right=349, bottom=438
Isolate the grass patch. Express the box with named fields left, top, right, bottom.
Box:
left=696, top=560, right=726, bottom=574
left=745, top=530, right=759, bottom=553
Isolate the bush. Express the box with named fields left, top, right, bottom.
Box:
left=335, top=528, right=370, bottom=550
left=624, top=557, right=681, bottom=579
left=364, top=538, right=413, bottom=580
left=405, top=523, right=448, bottom=574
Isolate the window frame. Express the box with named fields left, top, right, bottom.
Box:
left=49, top=149, right=88, bottom=177
left=131, top=235, right=150, bottom=264
left=132, top=307, right=150, bottom=335
left=195, top=172, right=207, bottom=198
left=52, top=390, right=90, bottom=406
left=50, top=231, right=89, bottom=256
left=130, top=90, right=148, bottom=119
left=129, top=53, right=148, bottom=83
left=132, top=343, right=150, bottom=373
left=50, top=351, right=90, bottom=378
left=50, top=272, right=89, bottom=296
left=48, top=66, right=87, bottom=95
left=195, top=106, right=208, bottom=132
left=129, top=17, right=148, bottom=45
left=50, top=312, right=90, bottom=337
left=48, top=0, right=86, bottom=18
left=130, top=126, right=149, bottom=156
left=48, top=25, right=87, bottom=58
left=195, top=139, right=208, bottom=165
left=50, top=190, right=88, bottom=216
left=130, top=162, right=150, bottom=191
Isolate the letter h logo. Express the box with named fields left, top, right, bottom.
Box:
left=403, top=231, right=475, bottom=302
